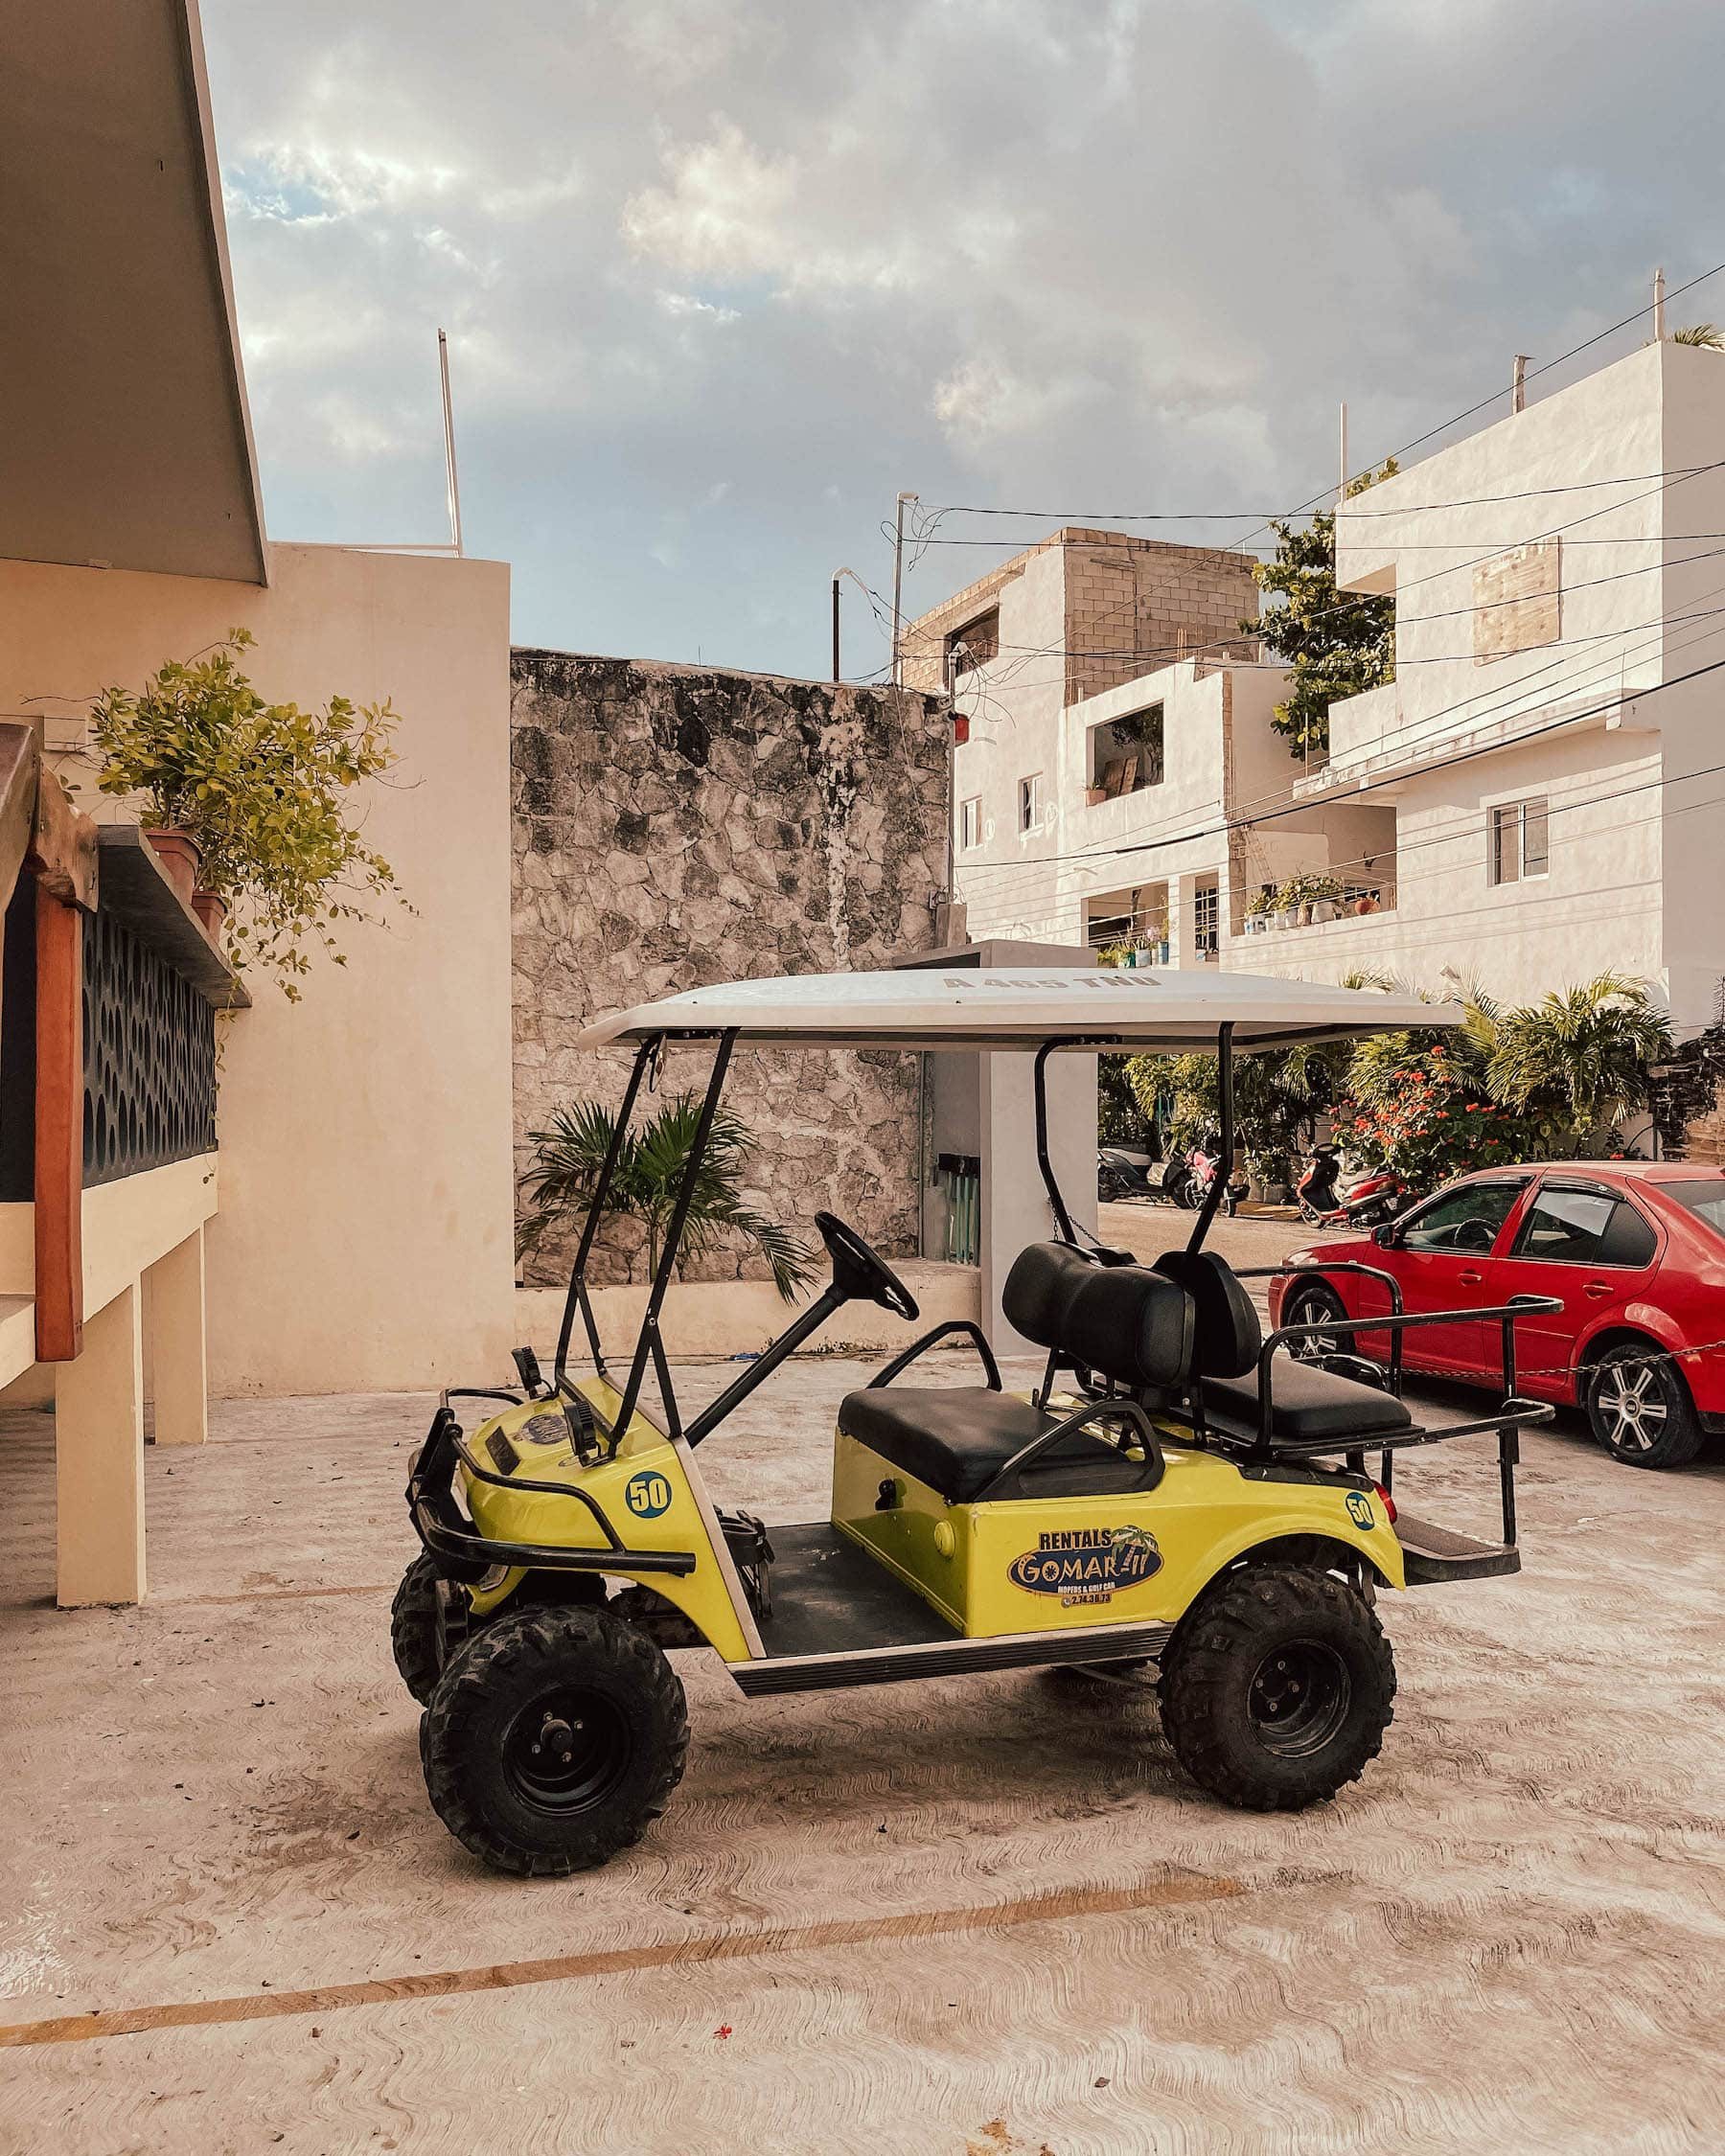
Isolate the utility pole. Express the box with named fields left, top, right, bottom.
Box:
left=830, top=567, right=866, bottom=682
left=1512, top=355, right=1529, bottom=413
left=1653, top=266, right=1667, bottom=341
left=438, top=328, right=464, bottom=557
left=890, top=491, right=918, bottom=687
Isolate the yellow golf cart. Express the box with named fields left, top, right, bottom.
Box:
left=398, top=968, right=1557, bottom=1875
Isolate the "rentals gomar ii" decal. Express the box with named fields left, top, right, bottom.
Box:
left=1007, top=1525, right=1162, bottom=1607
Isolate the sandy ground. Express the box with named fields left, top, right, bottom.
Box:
left=4, top=1225, right=1724, bottom=2154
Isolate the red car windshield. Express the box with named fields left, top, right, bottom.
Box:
left=1645, top=1178, right=1725, bottom=1238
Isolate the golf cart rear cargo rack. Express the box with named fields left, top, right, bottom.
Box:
left=1204, top=1272, right=1561, bottom=1577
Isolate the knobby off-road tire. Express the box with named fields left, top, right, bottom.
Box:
left=423, top=1602, right=688, bottom=1877
left=1585, top=1342, right=1705, bottom=1470
left=1159, top=1564, right=1395, bottom=1812
left=391, top=1553, right=445, bottom=1707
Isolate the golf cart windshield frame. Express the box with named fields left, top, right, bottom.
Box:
left=554, top=1020, right=1254, bottom=1449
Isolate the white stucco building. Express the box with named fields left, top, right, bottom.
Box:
left=908, top=530, right=1393, bottom=960
left=1230, top=338, right=1725, bottom=1024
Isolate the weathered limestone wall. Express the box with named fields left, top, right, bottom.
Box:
left=511, top=652, right=952, bottom=1288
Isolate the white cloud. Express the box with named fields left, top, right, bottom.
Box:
left=198, top=0, right=1725, bottom=676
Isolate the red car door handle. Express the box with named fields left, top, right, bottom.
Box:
left=1584, top=1282, right=1613, bottom=1299
left=1458, top=1269, right=1484, bottom=1286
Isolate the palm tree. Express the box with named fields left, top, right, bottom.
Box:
left=518, top=1092, right=818, bottom=1300
left=1484, top=973, right=1671, bottom=1146
left=1673, top=324, right=1724, bottom=348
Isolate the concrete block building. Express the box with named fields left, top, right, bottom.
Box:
left=914, top=529, right=1390, bottom=959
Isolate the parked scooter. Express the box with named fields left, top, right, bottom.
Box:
left=1297, top=1144, right=1413, bottom=1227
left=1097, top=1147, right=1155, bottom=1203
left=1173, top=1133, right=1249, bottom=1216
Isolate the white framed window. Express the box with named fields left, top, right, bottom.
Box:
left=959, top=796, right=982, bottom=850
left=1193, top=875, right=1220, bottom=957
left=1018, top=773, right=1043, bottom=835
left=1489, top=796, right=1550, bottom=885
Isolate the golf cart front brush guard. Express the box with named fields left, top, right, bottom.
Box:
left=406, top=1400, right=698, bottom=1584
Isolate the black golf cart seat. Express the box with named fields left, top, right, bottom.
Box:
left=837, top=1242, right=1193, bottom=1502
left=1154, top=1249, right=1413, bottom=1444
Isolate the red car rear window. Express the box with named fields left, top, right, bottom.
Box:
left=1646, top=1179, right=1725, bottom=1237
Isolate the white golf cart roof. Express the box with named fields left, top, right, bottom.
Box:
left=575, top=966, right=1458, bottom=1055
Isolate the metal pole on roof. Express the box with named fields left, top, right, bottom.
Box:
left=890, top=491, right=917, bottom=687
left=831, top=567, right=866, bottom=683
left=1512, top=355, right=1529, bottom=413
left=438, top=328, right=464, bottom=558
left=1653, top=266, right=1667, bottom=341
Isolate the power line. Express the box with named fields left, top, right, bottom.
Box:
left=953, top=575, right=1725, bottom=846
left=911, top=467, right=1714, bottom=526
left=950, top=642, right=1725, bottom=896
left=1225, top=257, right=1725, bottom=553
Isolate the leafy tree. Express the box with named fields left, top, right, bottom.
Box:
left=1247, top=463, right=1398, bottom=759
left=518, top=1091, right=817, bottom=1300
left=1484, top=973, right=1670, bottom=1141
left=90, top=629, right=403, bottom=998
left=1335, top=973, right=1670, bottom=1180
left=1125, top=1042, right=1344, bottom=1181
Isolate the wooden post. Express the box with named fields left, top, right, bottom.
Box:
left=34, top=887, right=83, bottom=1361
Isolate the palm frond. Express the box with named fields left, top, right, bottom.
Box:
left=518, top=1088, right=816, bottom=1293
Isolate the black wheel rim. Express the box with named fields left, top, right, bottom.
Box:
left=1289, top=1295, right=1343, bottom=1363
left=1247, top=1641, right=1351, bottom=1758
left=501, top=1687, right=632, bottom=1815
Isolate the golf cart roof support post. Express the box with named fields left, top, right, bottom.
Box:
left=1185, top=1022, right=1235, bottom=1258
left=610, top=1029, right=739, bottom=1448
left=1032, top=1040, right=1077, bottom=1246
left=556, top=1032, right=661, bottom=1388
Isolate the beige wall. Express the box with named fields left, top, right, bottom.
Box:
left=0, top=541, right=517, bottom=1394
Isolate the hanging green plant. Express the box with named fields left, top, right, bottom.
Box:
left=89, top=629, right=406, bottom=999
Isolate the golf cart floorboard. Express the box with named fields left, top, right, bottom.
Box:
left=1394, top=1508, right=1521, bottom=1584
left=737, top=1524, right=1173, bottom=1698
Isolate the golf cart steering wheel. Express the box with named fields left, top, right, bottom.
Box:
left=815, top=1210, right=920, bottom=1322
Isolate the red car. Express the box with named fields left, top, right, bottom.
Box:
left=1270, top=1161, right=1725, bottom=1470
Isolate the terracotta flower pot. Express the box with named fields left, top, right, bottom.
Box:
left=146, top=826, right=201, bottom=905
left=192, top=888, right=228, bottom=936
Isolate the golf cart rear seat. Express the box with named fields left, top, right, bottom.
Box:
left=1152, top=1249, right=1413, bottom=1445
left=838, top=1242, right=1193, bottom=1503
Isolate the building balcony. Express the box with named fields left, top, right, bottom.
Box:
left=0, top=726, right=244, bottom=1605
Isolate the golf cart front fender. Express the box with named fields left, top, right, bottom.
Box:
left=407, top=1398, right=754, bottom=1660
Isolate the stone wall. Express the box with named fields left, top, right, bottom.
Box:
left=511, top=651, right=952, bottom=1289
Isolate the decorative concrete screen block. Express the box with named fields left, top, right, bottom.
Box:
left=511, top=652, right=952, bottom=1289
left=1474, top=539, right=1561, bottom=663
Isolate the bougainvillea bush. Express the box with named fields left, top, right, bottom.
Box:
left=1331, top=1042, right=1558, bottom=1186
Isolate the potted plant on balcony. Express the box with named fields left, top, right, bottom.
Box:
left=1243, top=886, right=1274, bottom=935
left=89, top=629, right=404, bottom=998
left=1276, top=870, right=1343, bottom=927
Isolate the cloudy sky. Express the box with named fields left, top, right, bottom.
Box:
left=202, top=0, right=1724, bottom=682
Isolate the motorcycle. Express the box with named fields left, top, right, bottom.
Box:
left=1097, top=1147, right=1155, bottom=1204
left=1297, top=1145, right=1413, bottom=1228
left=1170, top=1134, right=1248, bottom=1216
